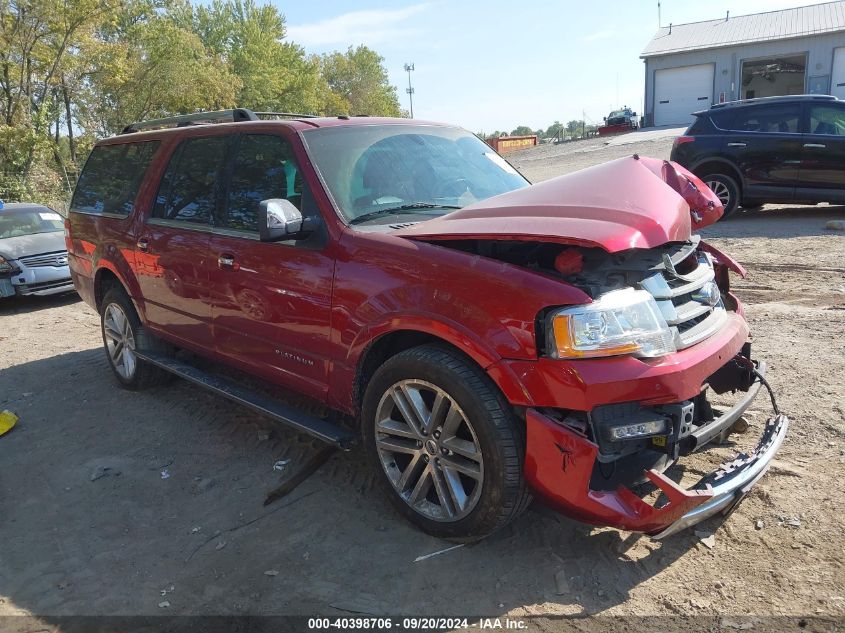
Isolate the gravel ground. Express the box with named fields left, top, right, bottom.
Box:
left=1, top=130, right=844, bottom=629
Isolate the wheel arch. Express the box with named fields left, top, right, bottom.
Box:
left=94, top=265, right=143, bottom=318
left=352, top=329, right=503, bottom=418
left=691, top=159, right=744, bottom=193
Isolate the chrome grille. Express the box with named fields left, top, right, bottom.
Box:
left=18, top=251, right=68, bottom=268
left=640, top=252, right=727, bottom=350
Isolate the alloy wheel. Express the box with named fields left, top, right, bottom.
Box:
left=706, top=179, right=731, bottom=207
left=374, top=379, right=484, bottom=522
left=103, top=303, right=137, bottom=380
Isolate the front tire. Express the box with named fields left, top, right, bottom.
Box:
left=361, top=345, right=530, bottom=541
left=100, top=288, right=170, bottom=390
left=702, top=172, right=740, bottom=218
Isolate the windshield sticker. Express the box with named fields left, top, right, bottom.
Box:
left=484, top=152, right=519, bottom=175
left=40, top=212, right=61, bottom=221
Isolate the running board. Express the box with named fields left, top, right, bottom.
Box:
left=135, top=351, right=357, bottom=450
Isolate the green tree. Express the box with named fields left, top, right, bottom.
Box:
left=0, top=0, right=405, bottom=207
left=566, top=119, right=584, bottom=136
left=544, top=120, right=564, bottom=138
left=510, top=125, right=533, bottom=136
left=320, top=45, right=403, bottom=116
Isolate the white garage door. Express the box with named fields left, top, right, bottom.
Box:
left=654, top=64, right=714, bottom=126
left=832, top=47, right=845, bottom=99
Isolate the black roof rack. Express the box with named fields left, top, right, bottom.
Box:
left=121, top=108, right=318, bottom=134
left=709, top=94, right=838, bottom=110
left=253, top=111, right=318, bottom=120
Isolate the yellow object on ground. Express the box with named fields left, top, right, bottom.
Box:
left=0, top=410, right=18, bottom=436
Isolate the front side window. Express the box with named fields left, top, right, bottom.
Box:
left=732, top=104, right=800, bottom=133
left=809, top=105, right=845, bottom=136
left=153, top=136, right=230, bottom=224
left=301, top=124, right=529, bottom=224
left=223, top=134, right=303, bottom=232
left=71, top=141, right=159, bottom=216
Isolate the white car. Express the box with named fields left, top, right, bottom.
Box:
left=0, top=202, right=75, bottom=298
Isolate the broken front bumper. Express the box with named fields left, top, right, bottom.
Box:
left=524, top=402, right=789, bottom=537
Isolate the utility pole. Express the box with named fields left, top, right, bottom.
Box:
left=658, top=1, right=661, bottom=27
left=404, top=63, right=415, bottom=118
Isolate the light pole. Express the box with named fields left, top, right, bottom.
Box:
left=404, top=63, right=415, bottom=118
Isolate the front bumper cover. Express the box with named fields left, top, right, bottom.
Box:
left=524, top=385, right=789, bottom=537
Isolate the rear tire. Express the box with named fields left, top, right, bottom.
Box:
left=100, top=287, right=171, bottom=390
left=702, top=172, right=740, bottom=218
left=361, top=345, right=530, bottom=541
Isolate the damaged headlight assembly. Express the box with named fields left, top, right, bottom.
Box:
left=546, top=288, right=676, bottom=359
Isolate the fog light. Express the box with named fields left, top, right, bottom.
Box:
left=608, top=420, right=667, bottom=440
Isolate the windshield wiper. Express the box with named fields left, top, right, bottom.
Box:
left=349, top=203, right=461, bottom=225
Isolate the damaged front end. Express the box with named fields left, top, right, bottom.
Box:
left=519, top=238, right=790, bottom=537
left=394, top=154, right=788, bottom=537
left=525, top=373, right=789, bottom=538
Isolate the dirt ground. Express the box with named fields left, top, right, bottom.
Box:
left=1, top=130, right=844, bottom=629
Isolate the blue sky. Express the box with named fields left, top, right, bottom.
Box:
left=278, top=0, right=829, bottom=133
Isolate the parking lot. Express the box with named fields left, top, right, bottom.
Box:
left=1, top=131, right=844, bottom=625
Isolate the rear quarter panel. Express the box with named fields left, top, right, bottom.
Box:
left=67, top=212, right=138, bottom=312
left=67, top=134, right=176, bottom=317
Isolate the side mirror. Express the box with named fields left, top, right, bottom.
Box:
left=632, top=112, right=638, bottom=117
left=258, top=199, right=311, bottom=242
left=603, top=116, right=607, bottom=122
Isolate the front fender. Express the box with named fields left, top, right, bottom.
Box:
left=348, top=312, right=503, bottom=370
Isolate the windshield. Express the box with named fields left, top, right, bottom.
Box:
left=301, top=124, right=529, bottom=224
left=608, top=110, right=629, bottom=118
left=0, top=209, right=64, bottom=238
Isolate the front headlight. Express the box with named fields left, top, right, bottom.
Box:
left=546, top=288, right=676, bottom=359
left=0, top=256, right=13, bottom=274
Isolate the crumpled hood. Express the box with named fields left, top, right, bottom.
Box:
left=394, top=155, right=723, bottom=253
left=0, top=231, right=66, bottom=260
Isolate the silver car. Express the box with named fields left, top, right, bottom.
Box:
left=0, top=202, right=75, bottom=298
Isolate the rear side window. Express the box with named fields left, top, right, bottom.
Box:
left=223, top=134, right=303, bottom=232
left=687, top=115, right=715, bottom=134
left=71, top=141, right=159, bottom=216
left=709, top=110, right=735, bottom=130
left=153, top=136, right=230, bottom=224
left=731, top=104, right=800, bottom=133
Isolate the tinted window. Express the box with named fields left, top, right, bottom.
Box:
left=153, top=136, right=230, bottom=224
left=709, top=110, right=735, bottom=130
left=71, top=141, right=159, bottom=216
left=809, top=105, right=845, bottom=135
left=731, top=104, right=799, bottom=133
left=686, top=116, right=708, bottom=135
left=224, top=134, right=303, bottom=232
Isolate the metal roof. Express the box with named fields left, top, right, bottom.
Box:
left=642, top=1, right=845, bottom=58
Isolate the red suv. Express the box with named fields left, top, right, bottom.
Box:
left=67, top=109, right=788, bottom=541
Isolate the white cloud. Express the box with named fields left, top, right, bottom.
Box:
left=581, top=29, right=614, bottom=42
left=287, top=4, right=430, bottom=47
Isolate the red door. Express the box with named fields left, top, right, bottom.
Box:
left=135, top=135, right=231, bottom=350
left=208, top=133, right=335, bottom=401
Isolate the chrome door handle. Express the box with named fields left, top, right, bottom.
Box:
left=218, top=255, right=236, bottom=269
left=136, top=239, right=149, bottom=252
left=727, top=142, right=747, bottom=147
left=803, top=143, right=826, bottom=148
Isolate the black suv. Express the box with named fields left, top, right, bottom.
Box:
left=670, top=94, right=845, bottom=216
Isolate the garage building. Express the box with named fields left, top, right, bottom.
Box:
left=641, top=1, right=845, bottom=127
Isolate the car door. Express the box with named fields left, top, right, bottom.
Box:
left=207, top=132, right=335, bottom=402
left=135, top=135, right=231, bottom=349
left=796, top=102, right=845, bottom=203
left=720, top=102, right=802, bottom=201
